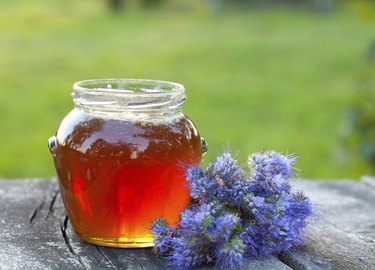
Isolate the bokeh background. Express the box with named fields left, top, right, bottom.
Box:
left=0, top=0, right=374, bottom=179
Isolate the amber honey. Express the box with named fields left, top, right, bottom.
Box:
left=52, top=109, right=202, bottom=247
left=49, top=79, right=205, bottom=248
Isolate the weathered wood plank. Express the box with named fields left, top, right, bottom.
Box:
left=0, top=179, right=151, bottom=270
left=0, top=179, right=84, bottom=269
left=62, top=218, right=147, bottom=270
left=279, top=180, right=375, bottom=270
left=0, top=179, right=291, bottom=270
left=2, top=178, right=375, bottom=269
left=361, top=175, right=375, bottom=189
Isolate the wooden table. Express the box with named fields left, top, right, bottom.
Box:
left=1, top=177, right=374, bottom=270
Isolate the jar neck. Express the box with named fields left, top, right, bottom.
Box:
left=72, top=79, right=186, bottom=120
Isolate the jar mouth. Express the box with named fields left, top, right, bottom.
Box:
left=72, top=79, right=187, bottom=120
left=73, top=79, right=185, bottom=95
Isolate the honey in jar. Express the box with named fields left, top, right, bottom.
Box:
left=48, top=79, right=205, bottom=248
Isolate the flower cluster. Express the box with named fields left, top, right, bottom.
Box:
left=151, top=150, right=313, bottom=270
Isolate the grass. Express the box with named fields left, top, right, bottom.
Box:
left=0, top=0, right=374, bottom=179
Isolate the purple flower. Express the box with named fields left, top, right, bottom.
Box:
left=209, top=151, right=244, bottom=183
left=178, top=202, right=216, bottom=237
left=186, top=165, right=204, bottom=181
left=186, top=166, right=208, bottom=200
left=241, top=189, right=313, bottom=257
left=248, top=151, right=296, bottom=193
left=167, top=236, right=211, bottom=270
left=208, top=212, right=240, bottom=242
left=252, top=196, right=265, bottom=207
left=186, top=152, right=252, bottom=208
left=151, top=218, right=175, bottom=255
left=166, top=203, right=218, bottom=269
left=186, top=166, right=220, bottom=202
left=248, top=152, right=296, bottom=198
left=151, top=150, right=313, bottom=270
left=151, top=218, right=168, bottom=236
left=215, top=237, right=246, bottom=270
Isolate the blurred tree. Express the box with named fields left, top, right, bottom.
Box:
left=347, top=0, right=375, bottom=20
left=108, top=0, right=123, bottom=10
left=341, top=42, right=375, bottom=173
left=313, top=0, right=334, bottom=12
left=142, top=0, right=167, bottom=8
left=230, top=0, right=334, bottom=11
left=341, top=0, right=375, bottom=174
left=207, top=0, right=223, bottom=12
left=107, top=0, right=166, bottom=10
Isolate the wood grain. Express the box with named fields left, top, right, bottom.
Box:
left=1, top=177, right=374, bottom=269
left=279, top=179, right=375, bottom=270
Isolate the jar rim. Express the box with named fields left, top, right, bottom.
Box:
left=73, top=78, right=185, bottom=95
left=72, top=79, right=187, bottom=120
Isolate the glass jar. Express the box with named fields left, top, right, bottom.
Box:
left=48, top=79, right=205, bottom=248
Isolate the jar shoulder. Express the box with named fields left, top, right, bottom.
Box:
left=55, top=109, right=201, bottom=158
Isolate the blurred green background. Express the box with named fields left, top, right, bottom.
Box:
left=0, top=0, right=374, bottom=179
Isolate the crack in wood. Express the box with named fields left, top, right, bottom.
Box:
left=29, top=200, right=45, bottom=224
left=128, top=250, right=145, bottom=270
left=4, top=179, right=375, bottom=269
left=61, top=215, right=88, bottom=270
left=95, top=246, right=119, bottom=270
left=45, top=189, right=59, bottom=220
left=279, top=253, right=308, bottom=270
left=318, top=216, right=375, bottom=246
